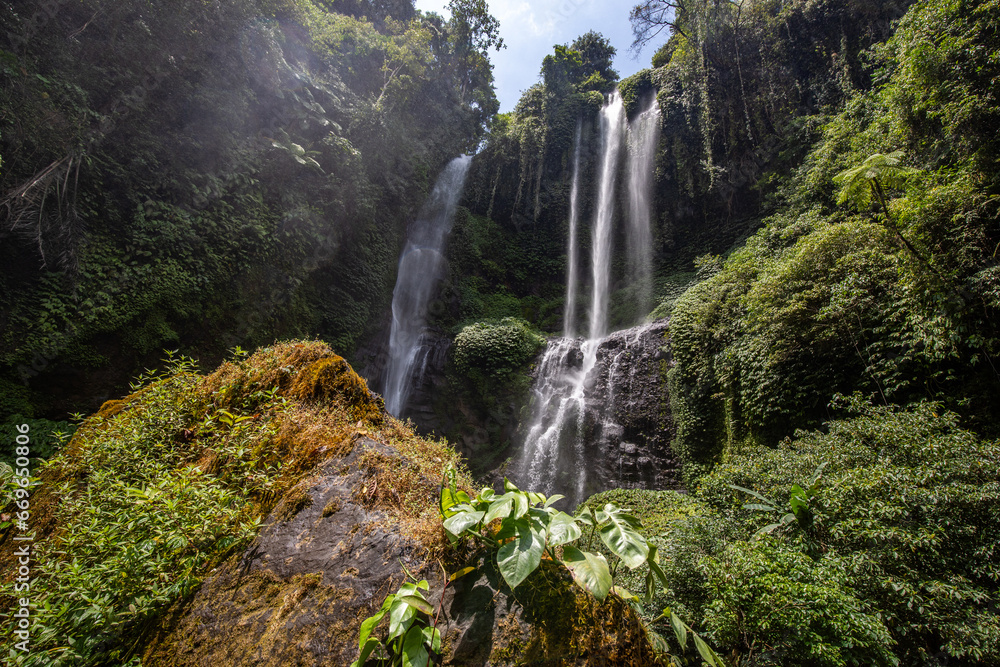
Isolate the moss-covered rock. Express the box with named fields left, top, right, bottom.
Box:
left=0, top=340, right=660, bottom=666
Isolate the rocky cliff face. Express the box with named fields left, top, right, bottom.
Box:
left=512, top=319, right=682, bottom=508
left=143, top=433, right=657, bottom=666
left=586, top=320, right=679, bottom=492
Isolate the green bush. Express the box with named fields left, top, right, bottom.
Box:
left=453, top=318, right=544, bottom=382
left=702, top=539, right=894, bottom=667
left=614, top=399, right=1000, bottom=666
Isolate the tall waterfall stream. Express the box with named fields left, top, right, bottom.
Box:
left=383, top=155, right=472, bottom=416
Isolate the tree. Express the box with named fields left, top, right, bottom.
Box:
left=570, top=31, right=618, bottom=84
left=630, top=0, right=689, bottom=49
left=540, top=32, right=617, bottom=94
left=834, top=151, right=964, bottom=302
left=447, top=0, right=504, bottom=56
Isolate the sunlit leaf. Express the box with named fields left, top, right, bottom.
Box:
left=546, top=511, right=582, bottom=547
left=401, top=625, right=430, bottom=667
left=561, top=545, right=612, bottom=601
left=497, top=518, right=542, bottom=589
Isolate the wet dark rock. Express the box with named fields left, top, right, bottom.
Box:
left=143, top=434, right=656, bottom=666
left=512, top=319, right=681, bottom=507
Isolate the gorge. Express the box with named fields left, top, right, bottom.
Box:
left=2, top=0, right=999, bottom=665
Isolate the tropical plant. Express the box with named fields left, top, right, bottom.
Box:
left=351, top=580, right=441, bottom=667
left=441, top=476, right=658, bottom=599
left=730, top=463, right=826, bottom=538
left=437, top=473, right=726, bottom=665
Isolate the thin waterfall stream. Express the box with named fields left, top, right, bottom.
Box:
left=626, top=96, right=660, bottom=319
left=513, top=93, right=627, bottom=505
left=383, top=155, right=472, bottom=416
left=563, top=119, right=583, bottom=339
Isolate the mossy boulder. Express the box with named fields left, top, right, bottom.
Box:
left=0, top=340, right=659, bottom=666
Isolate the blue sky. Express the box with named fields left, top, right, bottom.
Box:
left=414, top=0, right=655, bottom=112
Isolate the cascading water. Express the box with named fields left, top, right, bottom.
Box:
left=587, top=92, right=626, bottom=342
left=626, top=96, right=660, bottom=321
left=514, top=94, right=627, bottom=506
left=383, top=155, right=472, bottom=416
left=562, top=120, right=583, bottom=339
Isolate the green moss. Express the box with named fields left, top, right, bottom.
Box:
left=0, top=340, right=471, bottom=665
left=287, top=356, right=384, bottom=425
left=618, top=68, right=655, bottom=117
left=487, top=561, right=660, bottom=666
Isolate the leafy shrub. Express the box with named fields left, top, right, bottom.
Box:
left=701, top=539, right=894, bottom=667
left=619, top=400, right=1000, bottom=666
left=453, top=317, right=544, bottom=383
left=0, top=341, right=468, bottom=666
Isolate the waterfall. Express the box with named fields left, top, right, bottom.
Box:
left=626, top=96, right=660, bottom=321
left=514, top=93, right=628, bottom=507
left=587, top=92, right=626, bottom=342
left=563, top=120, right=583, bottom=339
left=383, top=155, right=472, bottom=416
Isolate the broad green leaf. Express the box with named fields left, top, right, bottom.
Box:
left=401, top=625, right=430, bottom=667
left=575, top=505, right=595, bottom=526
left=670, top=611, right=688, bottom=651
left=756, top=522, right=783, bottom=536
left=497, top=518, right=543, bottom=589
left=388, top=596, right=416, bottom=641
left=422, top=624, right=442, bottom=653
left=350, top=636, right=382, bottom=667
left=561, top=545, right=612, bottom=601
left=743, top=503, right=777, bottom=512
left=527, top=491, right=545, bottom=505
left=443, top=508, right=485, bottom=537
left=356, top=607, right=388, bottom=651
left=599, top=510, right=649, bottom=569
left=484, top=498, right=513, bottom=524
left=398, top=580, right=429, bottom=595
left=398, top=594, right=434, bottom=615
left=511, top=491, right=529, bottom=518
left=647, top=544, right=669, bottom=588
left=439, top=487, right=460, bottom=516
left=543, top=494, right=565, bottom=508
left=789, top=489, right=809, bottom=516
left=546, top=511, right=582, bottom=547
left=603, top=504, right=644, bottom=530
left=493, top=491, right=528, bottom=519
left=694, top=633, right=724, bottom=666
left=503, top=478, right=520, bottom=493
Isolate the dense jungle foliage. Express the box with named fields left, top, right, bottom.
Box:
left=0, top=0, right=499, bottom=433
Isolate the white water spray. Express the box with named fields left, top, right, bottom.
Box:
left=626, top=96, right=660, bottom=321
left=563, top=120, right=583, bottom=339
left=383, top=155, right=472, bottom=416
left=587, top=92, right=626, bottom=342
